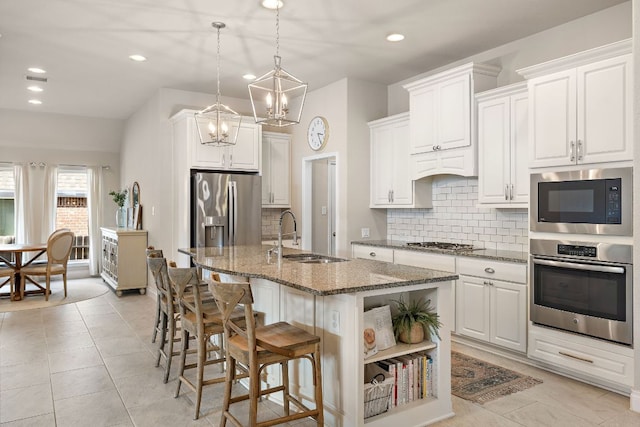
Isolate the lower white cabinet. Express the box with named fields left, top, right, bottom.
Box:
left=455, top=258, right=527, bottom=353
left=528, top=325, right=633, bottom=390
left=100, top=227, right=148, bottom=296
left=352, top=244, right=394, bottom=263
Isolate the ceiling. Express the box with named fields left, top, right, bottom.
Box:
left=0, top=0, right=628, bottom=120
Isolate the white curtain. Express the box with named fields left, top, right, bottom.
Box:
left=42, top=164, right=58, bottom=241
left=87, top=166, right=103, bottom=276
left=13, top=164, right=32, bottom=244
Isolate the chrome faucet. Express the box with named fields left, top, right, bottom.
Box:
left=276, top=210, right=298, bottom=262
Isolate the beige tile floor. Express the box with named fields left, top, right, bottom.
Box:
left=1, top=278, right=639, bottom=426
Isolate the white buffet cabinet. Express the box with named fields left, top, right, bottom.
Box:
left=101, top=227, right=148, bottom=296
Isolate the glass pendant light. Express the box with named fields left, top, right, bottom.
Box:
left=248, top=3, right=307, bottom=127
left=195, top=22, right=241, bottom=145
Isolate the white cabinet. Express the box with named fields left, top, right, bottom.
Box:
left=477, top=83, right=529, bottom=206
left=518, top=40, right=632, bottom=168
left=456, top=257, right=527, bottom=353
left=528, top=325, right=634, bottom=390
left=172, top=109, right=262, bottom=172
left=352, top=244, right=394, bottom=263
left=262, top=132, right=291, bottom=207
left=403, top=63, right=500, bottom=178
left=100, top=227, right=148, bottom=296
left=368, top=113, right=432, bottom=208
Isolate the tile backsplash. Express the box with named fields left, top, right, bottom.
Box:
left=262, top=208, right=285, bottom=238
left=387, top=176, right=528, bottom=252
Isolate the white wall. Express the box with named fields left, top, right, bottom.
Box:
left=288, top=78, right=387, bottom=257
left=388, top=1, right=633, bottom=115
left=631, top=0, right=640, bottom=413
left=119, top=88, right=253, bottom=261
left=0, top=109, right=123, bottom=242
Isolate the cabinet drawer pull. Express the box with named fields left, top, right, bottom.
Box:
left=504, top=185, right=509, bottom=200
left=559, top=351, right=594, bottom=364
left=369, top=252, right=376, bottom=257
left=484, top=267, right=495, bottom=274
left=569, top=140, right=575, bottom=162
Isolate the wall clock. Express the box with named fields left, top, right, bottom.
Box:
left=307, top=116, right=329, bottom=151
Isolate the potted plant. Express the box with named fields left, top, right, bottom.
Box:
left=109, top=189, right=128, bottom=227
left=391, top=296, right=442, bottom=344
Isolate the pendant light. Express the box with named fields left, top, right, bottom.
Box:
left=248, top=3, right=307, bottom=127
left=195, top=22, right=241, bottom=146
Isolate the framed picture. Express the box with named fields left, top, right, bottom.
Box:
left=134, top=205, right=143, bottom=230
left=127, top=207, right=135, bottom=229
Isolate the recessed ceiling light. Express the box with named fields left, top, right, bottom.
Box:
left=261, top=0, right=283, bottom=10
left=28, top=99, right=42, bottom=105
left=27, top=86, right=43, bottom=92
left=28, top=67, right=46, bottom=74
left=243, top=73, right=256, bottom=80
left=386, top=33, right=405, bottom=42
left=129, top=54, right=147, bottom=62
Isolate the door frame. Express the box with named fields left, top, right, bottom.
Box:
left=301, top=152, right=338, bottom=252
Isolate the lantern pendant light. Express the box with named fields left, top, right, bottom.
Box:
left=248, top=3, right=307, bottom=127
left=195, top=22, right=241, bottom=146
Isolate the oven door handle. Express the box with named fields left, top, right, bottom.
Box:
left=532, top=258, right=625, bottom=274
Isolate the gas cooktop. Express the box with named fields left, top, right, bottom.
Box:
left=405, top=242, right=477, bottom=252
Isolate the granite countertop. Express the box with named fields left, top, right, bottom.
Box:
left=351, top=240, right=528, bottom=263
left=179, top=245, right=457, bottom=296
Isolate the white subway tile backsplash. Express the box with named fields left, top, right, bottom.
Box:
left=387, top=176, right=528, bottom=252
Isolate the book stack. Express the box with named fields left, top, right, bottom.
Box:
left=374, top=352, right=434, bottom=408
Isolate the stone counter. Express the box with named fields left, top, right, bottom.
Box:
left=180, top=245, right=458, bottom=296
left=351, top=239, right=528, bottom=263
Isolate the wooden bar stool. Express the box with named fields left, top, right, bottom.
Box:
left=167, top=264, right=248, bottom=420
left=208, top=280, right=324, bottom=427
left=146, top=246, right=163, bottom=344
left=0, top=267, right=15, bottom=300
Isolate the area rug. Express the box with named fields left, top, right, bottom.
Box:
left=0, top=277, right=109, bottom=312
left=451, top=351, right=542, bottom=404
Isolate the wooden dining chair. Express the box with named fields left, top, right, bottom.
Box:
left=0, top=267, right=15, bottom=300
left=20, top=229, right=74, bottom=300
left=208, top=280, right=324, bottom=427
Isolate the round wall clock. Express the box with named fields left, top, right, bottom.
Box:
left=307, top=116, right=329, bottom=151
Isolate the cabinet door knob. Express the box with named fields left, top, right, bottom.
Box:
left=369, top=252, right=376, bottom=257
left=484, top=267, right=495, bottom=274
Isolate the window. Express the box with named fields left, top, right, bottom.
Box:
left=0, top=164, right=15, bottom=240
left=56, top=166, right=89, bottom=260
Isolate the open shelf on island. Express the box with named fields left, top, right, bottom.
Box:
left=364, top=340, right=437, bottom=365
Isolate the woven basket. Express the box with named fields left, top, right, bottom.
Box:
left=363, top=363, right=394, bottom=419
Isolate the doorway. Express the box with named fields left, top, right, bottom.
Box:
left=302, top=153, right=337, bottom=256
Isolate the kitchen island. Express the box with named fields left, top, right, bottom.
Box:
left=181, top=245, right=457, bottom=427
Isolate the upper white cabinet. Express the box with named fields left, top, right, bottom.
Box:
left=368, top=113, right=432, bottom=208
left=171, top=109, right=262, bottom=172
left=477, top=83, right=529, bottom=207
left=262, top=131, right=291, bottom=207
left=518, top=39, right=632, bottom=168
left=403, top=63, right=500, bottom=178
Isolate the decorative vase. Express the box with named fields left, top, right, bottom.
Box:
left=399, top=323, right=425, bottom=344
left=116, top=207, right=127, bottom=228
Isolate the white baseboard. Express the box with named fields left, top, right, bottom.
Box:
left=630, top=389, right=640, bottom=413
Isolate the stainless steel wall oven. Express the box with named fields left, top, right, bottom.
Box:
left=530, top=239, right=633, bottom=346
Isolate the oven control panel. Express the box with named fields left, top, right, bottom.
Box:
left=557, top=244, right=597, bottom=257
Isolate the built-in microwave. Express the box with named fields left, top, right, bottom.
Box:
left=530, top=167, right=632, bottom=236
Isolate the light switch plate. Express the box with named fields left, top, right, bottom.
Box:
left=361, top=228, right=370, bottom=238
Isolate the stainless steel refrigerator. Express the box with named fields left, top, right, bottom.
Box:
left=191, top=171, right=262, bottom=248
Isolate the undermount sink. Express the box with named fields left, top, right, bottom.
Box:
left=282, top=253, right=348, bottom=264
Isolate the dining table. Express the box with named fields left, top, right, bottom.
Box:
left=0, top=243, right=47, bottom=301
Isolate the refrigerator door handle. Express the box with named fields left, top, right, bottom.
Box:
left=229, top=181, right=237, bottom=245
